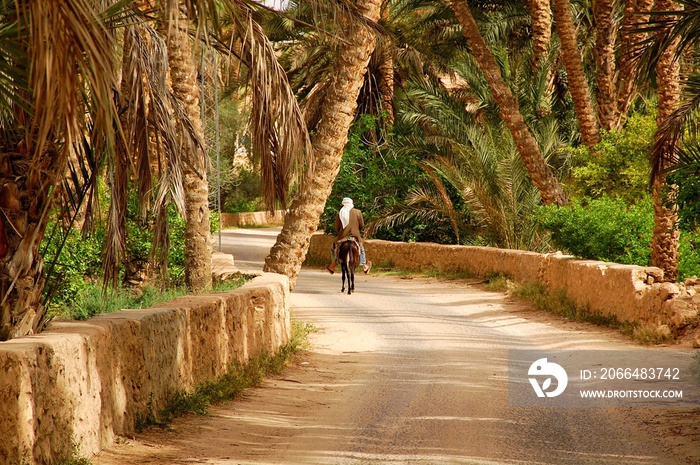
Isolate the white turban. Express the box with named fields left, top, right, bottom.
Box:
left=339, top=197, right=354, bottom=229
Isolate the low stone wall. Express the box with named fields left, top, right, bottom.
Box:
left=221, top=210, right=286, bottom=228
left=307, top=234, right=699, bottom=332
left=0, top=273, right=291, bottom=465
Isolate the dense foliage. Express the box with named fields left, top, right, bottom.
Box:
left=536, top=196, right=654, bottom=265
left=319, top=115, right=451, bottom=243
left=41, top=193, right=222, bottom=319
left=536, top=196, right=700, bottom=280
left=567, top=112, right=655, bottom=202
left=533, top=110, right=700, bottom=279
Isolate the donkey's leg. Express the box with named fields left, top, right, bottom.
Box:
left=341, top=265, right=346, bottom=293
left=351, top=247, right=359, bottom=293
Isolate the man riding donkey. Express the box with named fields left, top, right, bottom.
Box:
left=326, top=197, right=372, bottom=274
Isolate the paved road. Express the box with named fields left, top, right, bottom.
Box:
left=95, top=228, right=694, bottom=465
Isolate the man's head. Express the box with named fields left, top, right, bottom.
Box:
left=342, top=197, right=353, bottom=208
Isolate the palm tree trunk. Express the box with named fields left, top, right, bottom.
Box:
left=263, top=0, right=383, bottom=287
left=378, top=1, right=395, bottom=124
left=551, top=0, right=601, bottom=149
left=166, top=12, right=212, bottom=292
left=650, top=0, right=681, bottom=282
left=594, top=0, right=618, bottom=131
left=0, top=147, right=59, bottom=340
left=377, top=43, right=395, bottom=124
left=616, top=0, right=654, bottom=128
left=529, top=0, right=552, bottom=68
left=449, top=0, right=567, bottom=206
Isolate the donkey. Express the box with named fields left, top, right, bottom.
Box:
left=338, top=238, right=360, bottom=294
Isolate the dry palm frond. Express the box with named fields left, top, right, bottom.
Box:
left=1, top=0, right=121, bottom=297
left=222, top=3, right=312, bottom=211
left=101, top=14, right=194, bottom=285
left=298, top=0, right=383, bottom=40
left=24, top=0, right=118, bottom=169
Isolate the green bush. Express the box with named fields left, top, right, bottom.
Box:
left=41, top=223, right=105, bottom=305
left=222, top=168, right=263, bottom=213
left=567, top=112, right=655, bottom=202
left=667, top=145, right=700, bottom=232
left=43, top=193, right=206, bottom=314
left=536, top=197, right=700, bottom=281
left=535, top=196, right=654, bottom=266
left=321, top=115, right=454, bottom=243
left=547, top=109, right=700, bottom=282
left=679, top=230, right=700, bottom=281
left=121, top=199, right=188, bottom=286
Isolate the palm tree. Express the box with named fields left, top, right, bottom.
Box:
left=616, top=0, right=654, bottom=128
left=0, top=0, right=120, bottom=340
left=99, top=15, right=195, bottom=288
left=266, top=0, right=468, bottom=133
left=140, top=0, right=310, bottom=292
left=594, top=0, right=619, bottom=131
left=449, top=0, right=567, bottom=206
left=377, top=0, right=395, bottom=124
left=528, top=0, right=552, bottom=68
left=165, top=10, right=213, bottom=293
left=646, top=0, right=685, bottom=281
left=551, top=0, right=601, bottom=149
left=377, top=60, right=561, bottom=249
left=0, top=0, right=310, bottom=340
left=264, top=0, right=383, bottom=286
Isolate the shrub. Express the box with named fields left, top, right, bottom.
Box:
left=222, top=168, right=263, bottom=213
left=535, top=196, right=654, bottom=266
left=679, top=230, right=700, bottom=281
left=567, top=112, right=655, bottom=202
left=667, top=144, right=700, bottom=232
left=41, top=222, right=105, bottom=306
left=43, top=192, right=212, bottom=314
left=535, top=196, right=700, bottom=280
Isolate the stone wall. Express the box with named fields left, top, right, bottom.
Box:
left=0, top=273, right=291, bottom=465
left=221, top=211, right=286, bottom=228
left=307, top=234, right=699, bottom=332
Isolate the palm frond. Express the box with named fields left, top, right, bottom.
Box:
left=0, top=0, right=122, bottom=299
left=391, top=69, right=557, bottom=249
left=633, top=0, right=698, bottom=75
left=366, top=184, right=468, bottom=242
left=25, top=0, right=118, bottom=165
left=230, top=7, right=312, bottom=210
left=651, top=71, right=700, bottom=181
left=0, top=4, right=29, bottom=124
left=100, top=14, right=192, bottom=286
